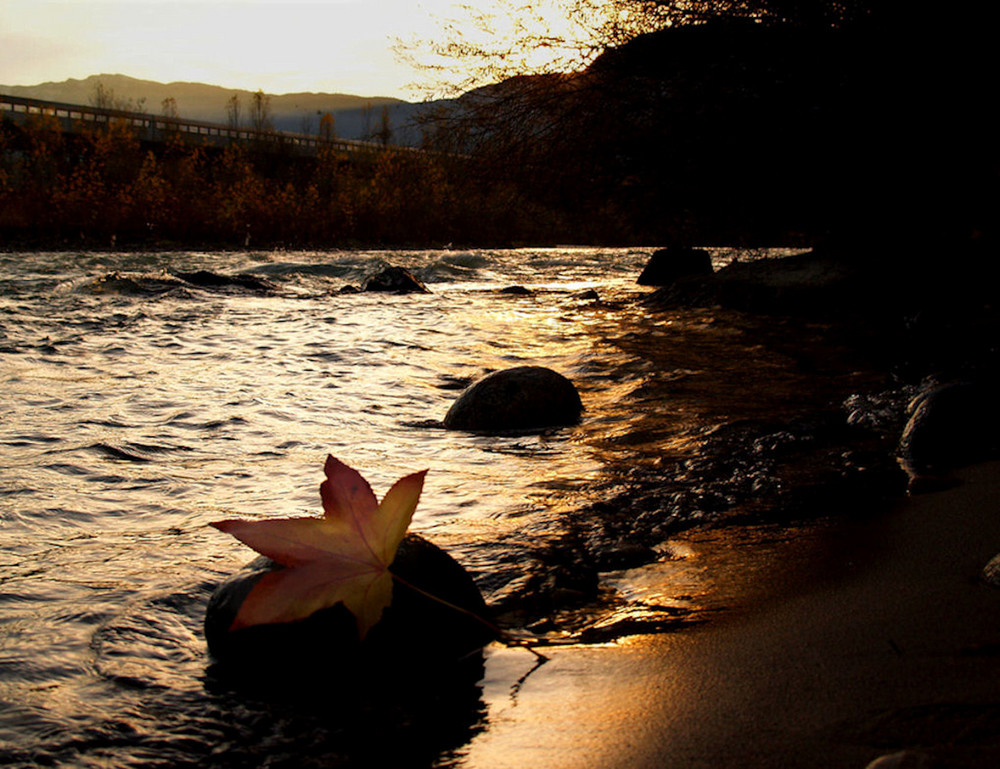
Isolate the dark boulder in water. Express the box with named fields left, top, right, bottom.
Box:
left=898, top=381, right=1000, bottom=491
left=204, top=533, right=495, bottom=670
left=362, top=266, right=430, bottom=294
left=443, top=366, right=583, bottom=433
left=637, top=246, right=713, bottom=286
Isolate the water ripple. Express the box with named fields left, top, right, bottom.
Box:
left=3, top=246, right=851, bottom=765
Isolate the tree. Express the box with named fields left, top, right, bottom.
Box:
left=319, top=111, right=336, bottom=142
left=161, top=97, right=179, bottom=119
left=402, top=0, right=875, bottom=96
left=90, top=81, right=146, bottom=113
left=249, top=89, right=273, bottom=134
left=377, top=106, right=393, bottom=147
left=90, top=81, right=117, bottom=110
left=226, top=94, right=243, bottom=130
left=404, top=0, right=919, bottom=244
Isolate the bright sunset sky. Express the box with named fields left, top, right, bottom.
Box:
left=0, top=0, right=519, bottom=100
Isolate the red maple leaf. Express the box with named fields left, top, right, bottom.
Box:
left=211, top=455, right=426, bottom=639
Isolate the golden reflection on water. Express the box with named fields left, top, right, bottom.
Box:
left=1, top=247, right=877, bottom=765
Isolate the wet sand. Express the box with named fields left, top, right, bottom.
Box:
left=459, top=460, right=1000, bottom=769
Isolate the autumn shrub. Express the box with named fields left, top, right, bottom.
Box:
left=1, top=113, right=579, bottom=248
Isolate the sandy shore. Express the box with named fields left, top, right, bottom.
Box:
left=457, top=460, right=1000, bottom=769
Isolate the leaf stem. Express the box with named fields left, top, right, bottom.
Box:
left=389, top=571, right=549, bottom=661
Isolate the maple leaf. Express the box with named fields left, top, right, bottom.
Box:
left=211, top=455, right=426, bottom=639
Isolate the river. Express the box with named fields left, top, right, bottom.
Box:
left=1, top=246, right=888, bottom=767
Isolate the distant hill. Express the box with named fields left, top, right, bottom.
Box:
left=0, top=73, right=431, bottom=144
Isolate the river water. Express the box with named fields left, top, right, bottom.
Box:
left=0, top=246, right=887, bottom=767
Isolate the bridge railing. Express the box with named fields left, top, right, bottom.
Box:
left=0, top=93, right=400, bottom=157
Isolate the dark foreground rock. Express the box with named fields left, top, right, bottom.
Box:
left=205, top=533, right=496, bottom=670
left=362, top=266, right=430, bottom=294
left=898, top=381, right=1000, bottom=490
left=637, top=246, right=713, bottom=286
left=644, top=246, right=875, bottom=316
left=443, top=366, right=583, bottom=432
left=643, top=242, right=998, bottom=327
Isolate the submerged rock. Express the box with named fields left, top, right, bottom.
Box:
left=443, top=366, right=583, bottom=433
left=637, top=246, right=713, bottom=286
left=205, top=533, right=495, bottom=669
left=176, top=270, right=276, bottom=293
left=362, top=266, right=430, bottom=294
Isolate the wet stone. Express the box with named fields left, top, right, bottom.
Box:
left=175, top=270, right=276, bottom=293
left=205, top=533, right=496, bottom=673
left=637, top=246, right=713, bottom=287
left=443, top=366, right=583, bottom=433
left=361, top=266, right=430, bottom=294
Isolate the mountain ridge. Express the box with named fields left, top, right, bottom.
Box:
left=0, top=73, right=424, bottom=141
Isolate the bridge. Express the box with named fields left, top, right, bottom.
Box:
left=0, top=93, right=403, bottom=158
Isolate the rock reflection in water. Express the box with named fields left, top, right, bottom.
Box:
left=1, top=582, right=489, bottom=768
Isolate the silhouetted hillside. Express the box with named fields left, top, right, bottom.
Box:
left=440, top=15, right=997, bottom=247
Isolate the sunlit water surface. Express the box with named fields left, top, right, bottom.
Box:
left=0, top=246, right=843, bottom=766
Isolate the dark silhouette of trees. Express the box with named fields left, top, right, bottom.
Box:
left=226, top=94, right=243, bottom=129
left=377, top=106, right=393, bottom=147
left=410, top=0, right=997, bottom=246
left=249, top=89, right=274, bottom=134
left=403, top=0, right=875, bottom=98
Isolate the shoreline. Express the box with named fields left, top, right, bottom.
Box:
left=459, top=460, right=1000, bottom=769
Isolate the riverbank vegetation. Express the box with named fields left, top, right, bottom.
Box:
left=0, top=113, right=590, bottom=250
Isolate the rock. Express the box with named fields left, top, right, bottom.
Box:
left=983, top=553, right=1000, bottom=587
left=443, top=366, right=583, bottom=432
left=362, top=266, right=430, bottom=294
left=205, top=533, right=496, bottom=669
left=176, top=269, right=275, bottom=293
left=642, top=246, right=879, bottom=317
left=87, top=271, right=185, bottom=295
left=641, top=242, right=991, bottom=321
left=637, top=246, right=713, bottom=286
left=898, top=381, right=1000, bottom=490
left=498, top=285, right=533, bottom=295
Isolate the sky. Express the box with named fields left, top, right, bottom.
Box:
left=0, top=0, right=498, bottom=100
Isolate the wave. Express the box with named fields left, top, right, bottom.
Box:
left=75, top=271, right=187, bottom=296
